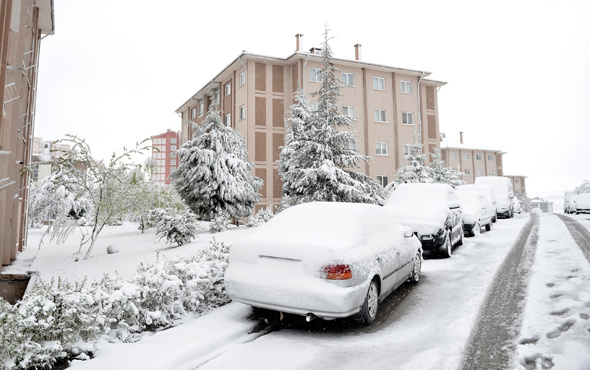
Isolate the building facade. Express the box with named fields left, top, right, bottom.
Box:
left=506, top=175, right=527, bottom=195
left=0, top=0, right=54, bottom=271
left=30, top=137, right=71, bottom=185
left=150, top=130, right=180, bottom=186
left=176, top=41, right=446, bottom=211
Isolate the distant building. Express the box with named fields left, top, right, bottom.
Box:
left=506, top=175, right=527, bottom=195
left=30, top=138, right=72, bottom=185
left=0, top=0, right=54, bottom=271
left=150, top=130, right=180, bottom=186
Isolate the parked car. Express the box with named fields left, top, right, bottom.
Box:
left=574, top=193, right=590, bottom=214
left=224, top=202, right=422, bottom=326
left=513, top=197, right=522, bottom=214
left=474, top=176, right=515, bottom=218
left=456, top=184, right=498, bottom=222
left=384, top=183, right=463, bottom=258
left=456, top=192, right=495, bottom=236
left=564, top=191, right=577, bottom=214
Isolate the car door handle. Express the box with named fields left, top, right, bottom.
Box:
left=376, top=256, right=382, bottom=262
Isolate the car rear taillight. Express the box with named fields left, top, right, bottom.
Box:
left=324, top=264, right=352, bottom=280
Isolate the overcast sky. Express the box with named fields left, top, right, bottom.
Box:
left=34, top=0, right=590, bottom=194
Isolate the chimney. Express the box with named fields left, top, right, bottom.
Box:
left=354, top=44, right=362, bottom=61
left=295, top=33, right=303, bottom=51
left=460, top=131, right=464, bottom=144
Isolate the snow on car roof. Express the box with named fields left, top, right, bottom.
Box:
left=385, top=183, right=453, bottom=210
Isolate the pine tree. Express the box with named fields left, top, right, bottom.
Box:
left=171, top=91, right=262, bottom=220
left=394, top=142, right=431, bottom=186
left=278, top=29, right=383, bottom=207
left=429, top=147, right=465, bottom=188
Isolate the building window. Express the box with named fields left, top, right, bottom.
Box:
left=170, top=166, right=176, bottom=172
left=310, top=102, right=318, bottom=111
left=463, top=153, right=469, bottom=160
left=198, top=100, right=204, bottom=117
left=377, top=175, right=389, bottom=188
left=401, top=80, right=412, bottom=94
left=374, top=109, right=387, bottom=122
left=170, top=159, right=176, bottom=166
left=171, top=145, right=177, bottom=151
left=376, top=142, right=388, bottom=156
left=170, top=138, right=177, bottom=144
left=477, top=169, right=483, bottom=176
left=343, top=106, right=355, bottom=118
left=224, top=83, right=231, bottom=97
left=488, top=154, right=494, bottom=161
left=239, top=105, right=246, bottom=120
left=348, top=139, right=357, bottom=150
left=464, top=169, right=471, bottom=175
left=403, top=144, right=411, bottom=156
left=373, top=77, right=385, bottom=91
left=450, top=152, right=457, bottom=160
left=239, top=71, right=246, bottom=86
left=191, top=108, right=196, bottom=119
left=402, top=112, right=414, bottom=125
left=476, top=154, right=482, bottom=160
left=489, top=170, right=494, bottom=176
left=224, top=113, right=231, bottom=126
left=516, top=178, right=520, bottom=184
left=170, top=152, right=176, bottom=158
left=310, top=68, right=323, bottom=82
left=342, top=73, right=354, bottom=86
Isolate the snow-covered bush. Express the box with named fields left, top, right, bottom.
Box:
left=154, top=209, right=202, bottom=246
left=0, top=239, right=231, bottom=368
left=209, top=215, right=230, bottom=234
left=246, top=206, right=275, bottom=227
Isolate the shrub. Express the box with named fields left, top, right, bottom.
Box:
left=246, top=206, right=275, bottom=227
left=155, top=208, right=202, bottom=246
left=209, top=215, right=230, bottom=234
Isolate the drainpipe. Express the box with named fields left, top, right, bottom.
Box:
left=417, top=72, right=425, bottom=146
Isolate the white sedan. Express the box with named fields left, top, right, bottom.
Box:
left=224, top=202, right=422, bottom=325
left=456, top=192, right=495, bottom=237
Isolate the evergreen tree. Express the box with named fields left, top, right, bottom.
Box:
left=429, top=147, right=465, bottom=188
left=171, top=91, right=262, bottom=220
left=278, top=29, right=383, bottom=207
left=394, top=142, right=431, bottom=186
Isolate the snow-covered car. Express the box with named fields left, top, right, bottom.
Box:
left=384, top=183, right=463, bottom=258
left=224, top=202, right=422, bottom=325
left=456, top=192, right=495, bottom=237
left=513, top=197, right=522, bottom=214
left=456, top=184, right=498, bottom=222
left=564, top=191, right=577, bottom=214
left=574, top=193, right=590, bottom=214
left=474, top=176, right=515, bottom=218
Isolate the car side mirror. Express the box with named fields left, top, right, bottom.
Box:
left=403, top=226, right=413, bottom=238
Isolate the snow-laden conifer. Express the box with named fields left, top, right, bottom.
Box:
left=171, top=91, right=262, bottom=220
left=393, top=142, right=432, bottom=186
left=429, top=147, right=465, bottom=188
left=279, top=29, right=383, bottom=207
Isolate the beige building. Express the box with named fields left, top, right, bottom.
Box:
left=1, top=0, right=54, bottom=271
left=506, top=175, right=527, bottom=195
left=177, top=38, right=446, bottom=211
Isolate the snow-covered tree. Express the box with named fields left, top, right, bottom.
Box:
left=278, top=29, right=383, bottom=207
left=170, top=90, right=262, bottom=221
left=575, top=180, right=590, bottom=194
left=429, top=147, right=465, bottom=188
left=394, top=142, right=431, bottom=186
left=30, top=135, right=151, bottom=259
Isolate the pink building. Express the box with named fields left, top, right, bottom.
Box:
left=150, top=130, right=180, bottom=186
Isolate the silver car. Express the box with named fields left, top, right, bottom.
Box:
left=224, top=202, right=422, bottom=325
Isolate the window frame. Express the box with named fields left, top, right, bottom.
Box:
left=463, top=153, right=470, bottom=160
left=450, top=152, right=457, bottom=160
left=402, top=112, right=414, bottom=125
left=374, top=109, right=387, bottom=123
left=464, top=169, right=471, bottom=175
left=191, top=108, right=196, bottom=119
left=342, top=106, right=356, bottom=118
left=373, top=76, right=385, bottom=91
left=224, top=113, right=231, bottom=127
left=376, top=175, right=389, bottom=188
left=488, top=154, right=494, bottom=161
left=341, top=72, right=355, bottom=87
left=239, top=105, right=246, bottom=120
left=310, top=68, right=323, bottom=83
left=476, top=154, right=482, bottom=160
left=198, top=99, right=204, bottom=117
left=239, top=71, right=246, bottom=87
left=401, top=80, right=412, bottom=94
left=224, top=82, right=231, bottom=97
left=376, top=141, right=388, bottom=156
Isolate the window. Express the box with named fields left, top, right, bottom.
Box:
left=377, top=176, right=389, bottom=188
left=310, top=68, right=323, bottom=82
left=170, top=152, right=176, bottom=158
left=464, top=169, right=471, bottom=175
left=198, top=100, right=204, bottom=117
left=488, top=155, right=494, bottom=161
left=239, top=105, right=246, bottom=120
left=476, top=154, right=482, bottom=160
left=374, top=109, right=387, bottom=122
left=463, top=153, right=469, bottom=160
left=343, top=106, right=355, bottom=118
left=191, top=108, right=196, bottom=119
left=310, top=102, right=318, bottom=111
left=376, top=142, right=388, bottom=156
left=488, top=170, right=494, bottom=176
left=171, top=145, right=177, bottom=151
left=239, top=71, right=246, bottom=86
left=224, top=113, right=231, bottom=126
left=401, top=80, right=412, bottom=94
left=516, top=178, right=520, bottom=184
left=477, top=169, right=483, bottom=176
left=224, top=82, right=231, bottom=97
left=342, top=73, right=354, bottom=86
left=170, top=159, right=176, bottom=166
left=450, top=152, right=457, bottom=160
left=170, top=138, right=177, bottom=144
left=373, top=77, right=385, bottom=90
left=402, top=112, right=414, bottom=125
left=348, top=139, right=357, bottom=150
left=170, top=167, right=176, bottom=172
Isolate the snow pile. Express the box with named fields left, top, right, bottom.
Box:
left=0, top=239, right=231, bottom=369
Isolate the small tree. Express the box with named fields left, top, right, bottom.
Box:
left=170, top=90, right=262, bottom=221
left=429, top=147, right=465, bottom=188
left=575, top=180, right=590, bottom=194
left=278, top=29, right=383, bottom=207
left=394, top=142, right=431, bottom=186
left=31, top=135, right=151, bottom=259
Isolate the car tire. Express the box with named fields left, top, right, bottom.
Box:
left=357, top=279, right=379, bottom=325
left=408, top=253, right=421, bottom=283
left=441, top=232, right=452, bottom=258
left=485, top=220, right=493, bottom=232
left=492, top=213, right=497, bottom=223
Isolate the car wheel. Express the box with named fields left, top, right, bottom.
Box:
left=408, top=253, right=421, bottom=283
left=492, top=213, right=497, bottom=223
left=441, top=232, right=452, bottom=258
left=485, top=220, right=493, bottom=232
left=357, top=279, right=379, bottom=325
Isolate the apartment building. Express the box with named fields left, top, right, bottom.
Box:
left=30, top=137, right=72, bottom=185
left=150, top=130, right=180, bottom=186
left=0, top=0, right=54, bottom=271
left=176, top=38, right=446, bottom=211
left=506, top=175, right=527, bottom=195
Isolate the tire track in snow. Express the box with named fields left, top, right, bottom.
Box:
left=460, top=213, right=539, bottom=370
left=555, top=214, right=590, bottom=264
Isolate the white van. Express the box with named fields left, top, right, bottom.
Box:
left=564, top=191, right=577, bottom=214
left=456, top=184, right=498, bottom=222
left=474, top=176, right=515, bottom=218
